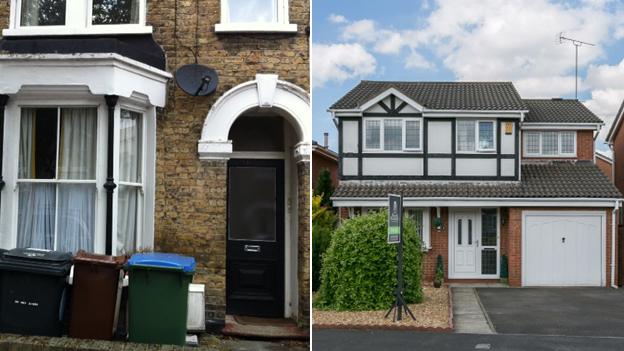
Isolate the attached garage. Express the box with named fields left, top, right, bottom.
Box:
left=522, top=211, right=605, bottom=286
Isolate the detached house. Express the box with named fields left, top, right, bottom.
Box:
left=331, top=81, right=621, bottom=287
left=0, top=0, right=310, bottom=332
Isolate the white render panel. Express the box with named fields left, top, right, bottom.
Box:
left=362, top=158, right=423, bottom=176
left=428, top=158, right=452, bottom=176
left=456, top=158, right=497, bottom=176
left=501, top=121, right=516, bottom=154
left=365, top=104, right=386, bottom=113
left=400, top=104, right=420, bottom=113
left=428, top=121, right=452, bottom=154
left=342, top=158, right=358, bottom=176
left=342, top=120, right=359, bottom=153
left=501, top=158, right=515, bottom=177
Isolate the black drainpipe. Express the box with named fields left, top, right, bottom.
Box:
left=0, top=95, right=9, bottom=192
left=104, top=95, right=119, bottom=255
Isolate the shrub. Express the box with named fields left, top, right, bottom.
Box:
left=314, top=169, right=334, bottom=207
left=435, top=255, right=444, bottom=284
left=315, top=210, right=423, bottom=311
left=312, top=195, right=336, bottom=291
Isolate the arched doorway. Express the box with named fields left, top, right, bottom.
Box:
left=198, top=75, right=309, bottom=320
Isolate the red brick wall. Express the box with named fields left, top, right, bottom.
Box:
left=614, top=125, right=624, bottom=195
left=521, top=130, right=594, bottom=161
left=596, top=157, right=613, bottom=181
left=423, top=208, right=449, bottom=281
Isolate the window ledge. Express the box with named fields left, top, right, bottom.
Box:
left=215, top=23, right=297, bottom=33
left=2, top=25, right=153, bottom=37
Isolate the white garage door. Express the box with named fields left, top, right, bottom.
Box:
left=523, top=211, right=604, bottom=286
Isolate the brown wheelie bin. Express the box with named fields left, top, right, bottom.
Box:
left=68, top=251, right=126, bottom=340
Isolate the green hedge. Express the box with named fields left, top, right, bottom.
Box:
left=315, top=210, right=423, bottom=311
left=312, top=195, right=336, bottom=291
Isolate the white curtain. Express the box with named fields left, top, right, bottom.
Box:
left=117, top=111, right=142, bottom=254
left=18, top=109, right=35, bottom=179
left=56, top=108, right=97, bottom=253
left=130, top=0, right=140, bottom=24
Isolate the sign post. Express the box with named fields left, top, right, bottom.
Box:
left=385, top=194, right=415, bottom=322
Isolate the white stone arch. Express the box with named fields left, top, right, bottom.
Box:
left=198, top=74, right=311, bottom=161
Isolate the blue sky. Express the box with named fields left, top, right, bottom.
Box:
left=312, top=0, right=624, bottom=154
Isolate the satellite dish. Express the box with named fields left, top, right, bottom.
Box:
left=174, top=64, right=219, bottom=96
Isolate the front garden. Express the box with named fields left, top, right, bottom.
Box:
left=312, top=204, right=452, bottom=330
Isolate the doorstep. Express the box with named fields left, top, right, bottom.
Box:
left=222, top=315, right=309, bottom=340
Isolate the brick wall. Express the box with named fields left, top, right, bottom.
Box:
left=147, top=0, right=310, bottom=325
left=297, top=161, right=310, bottom=327
left=596, top=157, right=613, bottom=181
left=0, top=0, right=7, bottom=39
left=521, top=130, right=594, bottom=161
left=422, top=208, right=449, bottom=281
left=311, top=150, right=338, bottom=190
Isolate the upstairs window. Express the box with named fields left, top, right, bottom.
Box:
left=524, top=131, right=576, bottom=157
left=363, top=118, right=422, bottom=152
left=457, top=120, right=496, bottom=152
left=6, top=0, right=150, bottom=36
left=216, top=0, right=297, bottom=33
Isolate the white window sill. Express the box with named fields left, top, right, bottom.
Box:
left=215, top=23, right=297, bottom=33
left=2, top=25, right=153, bottom=37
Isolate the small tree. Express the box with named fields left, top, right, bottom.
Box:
left=312, top=195, right=336, bottom=291
left=314, top=169, right=334, bottom=208
left=434, top=255, right=444, bottom=288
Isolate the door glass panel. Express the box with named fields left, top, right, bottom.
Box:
left=229, top=166, right=276, bottom=241
left=482, top=209, right=497, bottom=246
left=468, top=219, right=472, bottom=245
left=481, top=248, right=497, bottom=274
left=457, top=219, right=462, bottom=245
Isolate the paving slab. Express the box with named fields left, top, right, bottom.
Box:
left=451, top=287, right=494, bottom=334
left=477, top=287, right=624, bottom=337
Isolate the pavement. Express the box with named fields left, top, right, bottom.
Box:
left=452, top=287, right=494, bottom=334
left=313, top=329, right=624, bottom=351
left=476, top=287, right=624, bottom=337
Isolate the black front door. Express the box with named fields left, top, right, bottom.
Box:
left=226, top=159, right=284, bottom=317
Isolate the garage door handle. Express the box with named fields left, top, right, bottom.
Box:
left=562, top=237, right=566, bottom=243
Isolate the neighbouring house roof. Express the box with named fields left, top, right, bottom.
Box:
left=329, top=81, right=527, bottom=111
left=332, top=162, right=621, bottom=199
left=312, top=140, right=338, bottom=161
left=596, top=151, right=613, bottom=164
left=523, top=99, right=603, bottom=124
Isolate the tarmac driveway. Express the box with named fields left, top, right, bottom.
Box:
left=476, top=288, right=624, bottom=337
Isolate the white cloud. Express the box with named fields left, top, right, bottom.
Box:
left=404, top=51, right=434, bottom=70
left=374, top=31, right=405, bottom=54
left=582, top=59, right=624, bottom=140
left=312, top=43, right=377, bottom=88
left=341, top=19, right=377, bottom=43
left=328, top=14, right=347, bottom=24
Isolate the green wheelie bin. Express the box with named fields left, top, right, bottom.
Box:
left=127, top=253, right=196, bottom=345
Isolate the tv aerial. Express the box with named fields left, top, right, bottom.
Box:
left=558, top=33, right=595, bottom=99
left=174, top=64, right=219, bottom=96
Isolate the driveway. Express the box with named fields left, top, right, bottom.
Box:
left=476, top=288, right=624, bottom=337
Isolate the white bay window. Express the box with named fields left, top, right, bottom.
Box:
left=363, top=118, right=422, bottom=152
left=524, top=131, right=576, bottom=157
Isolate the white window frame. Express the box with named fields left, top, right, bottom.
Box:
left=113, top=103, right=147, bottom=256
left=362, top=117, right=423, bottom=153
left=215, top=0, right=297, bottom=33
left=456, top=119, right=497, bottom=153
left=4, top=0, right=152, bottom=37
left=523, top=131, right=577, bottom=157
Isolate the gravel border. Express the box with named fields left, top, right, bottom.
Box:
left=313, top=286, right=454, bottom=332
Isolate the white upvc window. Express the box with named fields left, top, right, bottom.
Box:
left=456, top=119, right=496, bottom=153
left=215, top=0, right=297, bottom=33
left=363, top=117, right=423, bottom=152
left=524, top=131, right=577, bottom=157
left=4, top=0, right=151, bottom=36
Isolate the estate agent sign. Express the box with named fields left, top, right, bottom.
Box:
left=387, top=194, right=402, bottom=244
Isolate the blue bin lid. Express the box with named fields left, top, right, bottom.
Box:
left=128, top=253, right=196, bottom=273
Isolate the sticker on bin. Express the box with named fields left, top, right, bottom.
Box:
left=128, top=253, right=196, bottom=273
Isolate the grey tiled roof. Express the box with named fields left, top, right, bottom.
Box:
left=332, top=162, right=621, bottom=199
left=330, top=81, right=527, bottom=111
left=523, top=99, right=603, bottom=124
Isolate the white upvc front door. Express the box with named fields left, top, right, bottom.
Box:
left=449, top=208, right=500, bottom=279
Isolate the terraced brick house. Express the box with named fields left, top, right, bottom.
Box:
left=330, top=81, right=622, bottom=287
left=0, top=0, right=310, bottom=332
